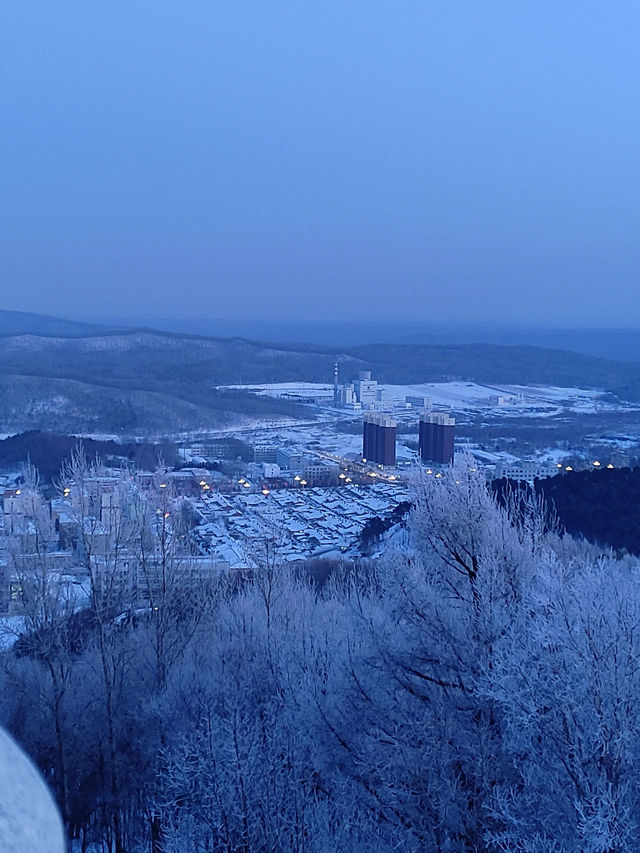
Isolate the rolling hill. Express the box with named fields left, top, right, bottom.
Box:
left=1, top=311, right=640, bottom=435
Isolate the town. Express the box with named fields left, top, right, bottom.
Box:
left=0, top=366, right=635, bottom=622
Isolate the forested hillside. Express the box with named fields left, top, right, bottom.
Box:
left=536, top=467, right=640, bottom=555
left=0, top=431, right=180, bottom=482
left=0, top=323, right=640, bottom=434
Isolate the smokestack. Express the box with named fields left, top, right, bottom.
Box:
left=333, top=361, right=339, bottom=407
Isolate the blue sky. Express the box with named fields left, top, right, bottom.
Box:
left=2, top=2, right=640, bottom=325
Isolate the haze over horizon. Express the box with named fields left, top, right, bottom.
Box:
left=3, top=2, right=640, bottom=326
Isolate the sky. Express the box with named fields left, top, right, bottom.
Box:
left=2, top=1, right=640, bottom=327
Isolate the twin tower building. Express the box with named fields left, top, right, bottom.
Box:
left=362, top=411, right=455, bottom=467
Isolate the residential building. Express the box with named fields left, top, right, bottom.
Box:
left=276, top=448, right=305, bottom=472
left=419, top=412, right=455, bottom=465
left=363, top=414, right=396, bottom=467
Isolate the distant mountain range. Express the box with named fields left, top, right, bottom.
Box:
left=2, top=310, right=640, bottom=436
left=80, top=315, right=640, bottom=362
left=0, top=309, right=110, bottom=338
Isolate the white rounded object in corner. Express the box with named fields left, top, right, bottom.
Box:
left=0, top=728, right=65, bottom=853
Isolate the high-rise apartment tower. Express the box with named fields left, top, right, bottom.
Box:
left=418, top=412, right=455, bottom=465
left=362, top=413, right=396, bottom=466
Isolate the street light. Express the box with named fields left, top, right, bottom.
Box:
left=607, top=463, right=614, bottom=469
left=592, top=461, right=601, bottom=467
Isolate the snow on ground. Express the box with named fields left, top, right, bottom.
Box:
left=379, top=382, right=602, bottom=411
left=228, top=382, right=334, bottom=394
left=226, top=381, right=607, bottom=416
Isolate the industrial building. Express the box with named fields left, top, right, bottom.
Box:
left=419, top=412, right=455, bottom=465
left=362, top=413, right=397, bottom=467
left=355, top=371, right=378, bottom=406
left=406, top=395, right=432, bottom=409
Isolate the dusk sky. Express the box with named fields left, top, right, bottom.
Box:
left=2, top=2, right=640, bottom=326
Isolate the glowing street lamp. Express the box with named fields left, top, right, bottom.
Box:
left=592, top=461, right=601, bottom=467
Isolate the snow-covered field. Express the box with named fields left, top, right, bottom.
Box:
left=380, top=382, right=601, bottom=409
left=227, top=380, right=608, bottom=416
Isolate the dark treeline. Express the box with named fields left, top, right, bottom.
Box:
left=0, top=432, right=181, bottom=483
left=493, top=467, right=640, bottom=555
left=2, top=460, right=640, bottom=850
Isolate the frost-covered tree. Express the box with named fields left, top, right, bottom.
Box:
left=5, top=453, right=640, bottom=852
